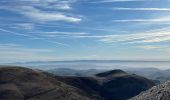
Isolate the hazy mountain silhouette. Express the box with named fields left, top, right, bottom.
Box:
left=48, top=68, right=106, bottom=76
left=126, top=68, right=170, bottom=83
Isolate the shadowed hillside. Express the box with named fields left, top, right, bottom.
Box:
left=0, top=66, right=155, bottom=100
left=0, top=66, right=100, bottom=100
left=56, top=69, right=155, bottom=100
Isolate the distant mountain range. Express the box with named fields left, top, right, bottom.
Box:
left=48, top=67, right=170, bottom=83
left=7, top=60, right=170, bottom=65
left=125, top=68, right=170, bottom=83
left=48, top=68, right=107, bottom=76
left=0, top=66, right=155, bottom=100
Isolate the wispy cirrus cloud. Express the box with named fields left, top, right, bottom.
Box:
left=138, top=45, right=170, bottom=52
left=36, top=31, right=89, bottom=38
left=18, top=6, right=81, bottom=22
left=0, top=43, right=60, bottom=63
left=0, top=0, right=81, bottom=23
left=0, top=43, right=99, bottom=63
left=0, top=28, right=31, bottom=37
left=0, top=0, right=75, bottom=10
left=72, top=28, right=170, bottom=44
left=112, top=16, right=170, bottom=23
left=0, top=44, right=54, bottom=53
left=91, top=0, right=153, bottom=3
left=112, top=7, right=170, bottom=11
left=12, top=23, right=35, bottom=30
left=138, top=45, right=169, bottom=50
left=0, top=28, right=70, bottom=47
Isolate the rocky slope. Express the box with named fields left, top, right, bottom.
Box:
left=130, top=81, right=170, bottom=100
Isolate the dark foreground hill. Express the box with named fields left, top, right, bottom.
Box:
left=0, top=66, right=98, bottom=100
left=0, top=66, right=155, bottom=100
left=130, top=81, right=170, bottom=100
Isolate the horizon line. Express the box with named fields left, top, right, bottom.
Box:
left=2, top=59, right=170, bottom=64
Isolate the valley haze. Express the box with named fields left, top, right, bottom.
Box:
left=2, top=60, right=170, bottom=70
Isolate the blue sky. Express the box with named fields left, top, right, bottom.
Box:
left=0, top=0, right=170, bottom=62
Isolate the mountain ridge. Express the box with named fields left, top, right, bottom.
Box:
left=0, top=66, right=155, bottom=100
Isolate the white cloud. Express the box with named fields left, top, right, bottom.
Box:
left=92, top=0, right=151, bottom=3
left=112, top=16, right=170, bottom=23
left=138, top=45, right=170, bottom=52
left=14, top=0, right=75, bottom=10
left=46, top=3, right=72, bottom=10
left=0, top=43, right=98, bottom=63
left=26, top=11, right=81, bottom=22
left=0, top=0, right=81, bottom=23
left=0, top=44, right=54, bottom=52
left=138, top=45, right=167, bottom=50
left=16, top=6, right=81, bottom=22
left=141, top=36, right=170, bottom=43
left=0, top=43, right=66, bottom=63
left=0, top=28, right=31, bottom=37
left=37, top=31, right=89, bottom=38
left=112, top=7, right=170, bottom=11
left=72, top=28, right=170, bottom=44
left=13, top=23, right=34, bottom=30
left=0, top=28, right=70, bottom=47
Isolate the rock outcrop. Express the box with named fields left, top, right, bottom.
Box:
left=131, top=81, right=170, bottom=100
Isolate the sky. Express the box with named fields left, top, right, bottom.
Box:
left=0, top=0, right=170, bottom=63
